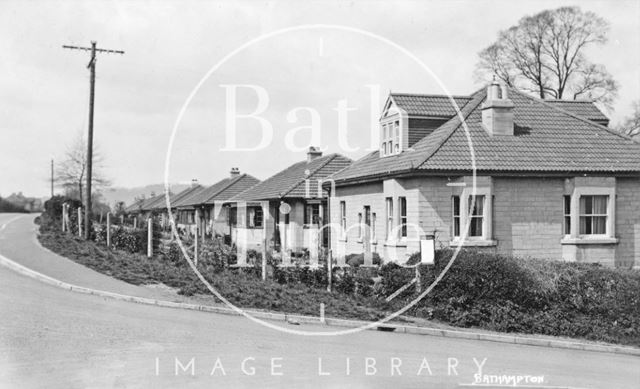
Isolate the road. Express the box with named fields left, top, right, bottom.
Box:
left=0, top=213, right=638, bottom=388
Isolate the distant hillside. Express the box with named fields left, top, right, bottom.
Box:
left=101, top=183, right=190, bottom=207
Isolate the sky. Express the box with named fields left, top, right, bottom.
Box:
left=1, top=0, right=639, bottom=199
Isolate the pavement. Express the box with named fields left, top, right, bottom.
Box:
left=0, top=213, right=639, bottom=388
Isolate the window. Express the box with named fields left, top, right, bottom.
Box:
left=304, top=203, right=320, bottom=225
left=563, top=195, right=571, bottom=235
left=247, top=206, right=263, bottom=228
left=229, top=207, right=237, bottom=227
left=358, top=212, right=363, bottom=239
left=399, top=197, right=407, bottom=238
left=452, top=196, right=461, bottom=238
left=372, top=213, right=377, bottom=241
left=364, top=206, right=371, bottom=240
left=385, top=197, right=393, bottom=239
left=468, top=195, right=485, bottom=237
left=579, top=195, right=607, bottom=235
left=380, top=120, right=401, bottom=156
left=394, top=120, right=400, bottom=153
left=340, top=201, right=346, bottom=237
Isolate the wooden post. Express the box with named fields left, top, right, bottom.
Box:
left=194, top=209, right=199, bottom=266
left=147, top=218, right=152, bottom=258
left=133, top=217, right=137, bottom=229
left=65, top=204, right=70, bottom=233
left=61, top=203, right=66, bottom=232
left=261, top=201, right=268, bottom=280
left=120, top=214, right=124, bottom=225
left=415, top=265, right=421, bottom=294
left=78, top=207, right=82, bottom=237
left=106, top=213, right=111, bottom=248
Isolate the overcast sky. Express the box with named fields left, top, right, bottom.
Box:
left=1, top=0, right=639, bottom=199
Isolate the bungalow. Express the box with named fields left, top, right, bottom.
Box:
left=231, top=147, right=352, bottom=265
left=171, top=168, right=260, bottom=240
left=328, top=81, right=640, bottom=268
left=171, top=182, right=206, bottom=235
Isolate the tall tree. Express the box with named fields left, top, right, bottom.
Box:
left=55, top=132, right=110, bottom=206
left=475, top=6, right=618, bottom=108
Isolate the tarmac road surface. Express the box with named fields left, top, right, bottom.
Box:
left=0, top=213, right=638, bottom=388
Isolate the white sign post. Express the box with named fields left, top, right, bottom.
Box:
left=420, top=235, right=435, bottom=265
left=147, top=218, right=153, bottom=258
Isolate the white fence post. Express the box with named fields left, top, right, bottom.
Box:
left=61, top=203, right=66, bottom=232
left=77, top=207, right=82, bottom=237
left=327, top=250, right=332, bottom=292
left=147, top=218, right=152, bottom=258
left=106, top=213, right=111, bottom=248
left=194, top=209, right=199, bottom=267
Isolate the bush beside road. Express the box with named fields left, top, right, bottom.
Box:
left=36, top=200, right=640, bottom=347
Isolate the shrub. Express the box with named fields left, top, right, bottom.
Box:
left=345, top=252, right=381, bottom=267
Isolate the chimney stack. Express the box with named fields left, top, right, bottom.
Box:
left=307, top=146, right=323, bottom=163
left=230, top=167, right=240, bottom=178
left=482, top=79, right=514, bottom=136
left=191, top=179, right=199, bottom=187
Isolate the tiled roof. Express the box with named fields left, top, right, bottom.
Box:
left=170, top=185, right=205, bottom=209
left=390, top=93, right=472, bottom=117
left=331, top=87, right=640, bottom=184
left=545, top=100, right=609, bottom=123
left=125, top=193, right=164, bottom=213
left=177, top=174, right=261, bottom=206
left=141, top=193, right=168, bottom=211
left=234, top=153, right=352, bottom=201
left=204, top=174, right=260, bottom=203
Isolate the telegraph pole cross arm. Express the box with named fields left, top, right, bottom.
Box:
left=63, top=41, right=124, bottom=240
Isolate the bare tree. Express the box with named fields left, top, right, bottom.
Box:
left=475, top=6, right=618, bottom=108
left=55, top=132, right=111, bottom=205
left=618, top=101, right=640, bottom=139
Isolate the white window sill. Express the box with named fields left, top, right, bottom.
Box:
left=449, top=239, right=497, bottom=247
left=384, top=240, right=407, bottom=248
left=561, top=237, right=619, bottom=245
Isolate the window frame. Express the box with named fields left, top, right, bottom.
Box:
left=578, top=195, right=608, bottom=236
left=563, top=195, right=571, bottom=236
left=246, top=206, right=263, bottom=229
left=398, top=196, right=407, bottom=238
left=452, top=195, right=461, bottom=238
left=468, top=195, right=485, bottom=238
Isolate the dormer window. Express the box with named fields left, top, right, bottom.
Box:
left=380, top=119, right=401, bottom=157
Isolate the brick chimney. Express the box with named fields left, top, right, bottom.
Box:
left=481, top=80, right=514, bottom=136
left=230, top=167, right=240, bottom=178
left=191, top=178, right=199, bottom=187
left=307, top=146, right=323, bottom=163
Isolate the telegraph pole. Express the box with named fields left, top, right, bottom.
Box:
left=63, top=41, right=124, bottom=239
left=50, top=159, right=54, bottom=198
